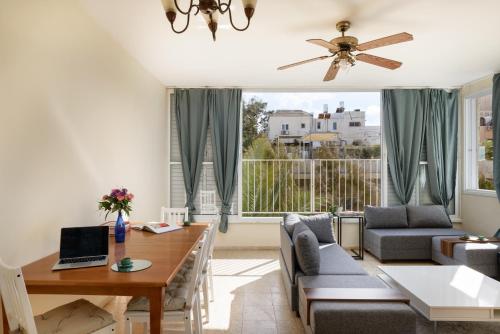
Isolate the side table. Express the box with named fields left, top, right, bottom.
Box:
left=334, top=212, right=364, bottom=260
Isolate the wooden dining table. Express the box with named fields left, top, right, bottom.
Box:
left=2, top=224, right=207, bottom=334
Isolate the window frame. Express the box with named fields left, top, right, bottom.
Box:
left=463, top=88, right=496, bottom=197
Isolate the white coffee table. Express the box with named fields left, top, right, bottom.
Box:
left=378, top=265, right=500, bottom=333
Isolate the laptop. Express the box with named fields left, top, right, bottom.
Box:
left=52, top=226, right=109, bottom=271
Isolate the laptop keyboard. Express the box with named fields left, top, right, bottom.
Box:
left=59, top=255, right=106, bottom=264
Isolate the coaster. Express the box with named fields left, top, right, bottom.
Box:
left=111, top=259, right=152, bottom=272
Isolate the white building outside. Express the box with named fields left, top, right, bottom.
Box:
left=267, top=105, right=380, bottom=147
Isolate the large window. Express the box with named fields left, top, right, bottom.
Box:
left=241, top=92, right=382, bottom=216
left=464, top=91, right=495, bottom=193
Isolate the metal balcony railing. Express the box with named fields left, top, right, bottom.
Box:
left=242, top=159, right=381, bottom=216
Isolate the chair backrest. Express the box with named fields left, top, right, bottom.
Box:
left=161, top=207, right=189, bottom=226
left=206, top=216, right=220, bottom=261
left=185, top=227, right=211, bottom=308
left=0, top=259, right=38, bottom=334
left=199, top=191, right=218, bottom=215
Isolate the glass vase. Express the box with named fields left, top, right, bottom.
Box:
left=115, top=210, right=126, bottom=243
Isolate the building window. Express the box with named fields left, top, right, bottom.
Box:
left=349, top=122, right=361, bottom=127
left=317, top=122, right=321, bottom=130
left=281, top=123, right=289, bottom=131
left=464, top=91, right=495, bottom=192
left=301, top=123, right=306, bottom=129
left=332, top=122, right=337, bottom=131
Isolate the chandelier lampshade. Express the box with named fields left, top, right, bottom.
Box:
left=161, top=0, right=257, bottom=41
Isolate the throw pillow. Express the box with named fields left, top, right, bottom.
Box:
left=292, top=222, right=320, bottom=276
left=283, top=212, right=335, bottom=243
left=364, top=206, right=408, bottom=229
left=406, top=205, right=452, bottom=228
left=283, top=213, right=301, bottom=235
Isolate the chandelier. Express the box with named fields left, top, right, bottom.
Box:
left=161, top=0, right=257, bottom=41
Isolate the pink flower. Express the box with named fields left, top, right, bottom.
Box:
left=127, top=193, right=134, bottom=201
left=116, top=195, right=125, bottom=201
left=111, top=189, right=120, bottom=196
left=102, top=195, right=109, bottom=200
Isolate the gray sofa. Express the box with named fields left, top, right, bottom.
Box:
left=364, top=205, right=465, bottom=261
left=432, top=236, right=500, bottom=277
left=280, top=214, right=416, bottom=334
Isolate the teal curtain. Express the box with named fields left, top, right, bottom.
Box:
left=493, top=73, right=500, bottom=200
left=209, top=89, right=242, bottom=233
left=383, top=89, right=428, bottom=204
left=175, top=89, right=210, bottom=222
left=426, top=89, right=459, bottom=209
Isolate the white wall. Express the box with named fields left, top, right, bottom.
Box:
left=460, top=75, right=500, bottom=235
left=214, top=220, right=361, bottom=249
left=0, top=0, right=167, bottom=324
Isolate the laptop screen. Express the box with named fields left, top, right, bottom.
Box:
left=59, top=226, right=109, bottom=259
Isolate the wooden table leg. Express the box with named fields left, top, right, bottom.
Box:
left=2, top=299, right=9, bottom=334
left=149, top=287, right=165, bottom=334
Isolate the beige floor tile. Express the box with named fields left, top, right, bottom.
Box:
left=242, top=320, right=278, bottom=334
left=277, top=318, right=305, bottom=334
left=243, top=305, right=276, bottom=321
left=273, top=304, right=297, bottom=321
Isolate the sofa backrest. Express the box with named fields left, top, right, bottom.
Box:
left=406, top=205, right=452, bottom=228
left=364, top=206, right=408, bottom=229
left=364, top=205, right=453, bottom=229
left=280, top=223, right=297, bottom=284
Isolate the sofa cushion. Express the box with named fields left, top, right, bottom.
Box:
left=432, top=236, right=500, bottom=277
left=406, top=205, right=452, bottom=228
left=318, top=244, right=367, bottom=275
left=284, top=213, right=335, bottom=243
left=364, top=228, right=464, bottom=260
left=310, top=302, right=416, bottom=334
left=364, top=206, right=408, bottom=229
left=292, top=222, right=320, bottom=275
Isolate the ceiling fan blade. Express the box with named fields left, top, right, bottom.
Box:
left=277, top=55, right=330, bottom=70
left=307, top=39, right=340, bottom=52
left=356, top=53, right=402, bottom=70
left=356, top=32, right=413, bottom=51
left=323, top=62, right=340, bottom=82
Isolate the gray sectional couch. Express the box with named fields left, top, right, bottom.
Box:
left=280, top=213, right=416, bottom=334
left=364, top=205, right=465, bottom=261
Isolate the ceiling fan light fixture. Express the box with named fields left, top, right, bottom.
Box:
left=338, top=58, right=351, bottom=71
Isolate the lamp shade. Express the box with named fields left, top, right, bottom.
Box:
left=242, top=0, right=257, bottom=8
left=161, top=0, right=176, bottom=11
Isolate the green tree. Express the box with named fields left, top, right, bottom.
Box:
left=484, top=140, right=494, bottom=161
left=242, top=98, right=272, bottom=151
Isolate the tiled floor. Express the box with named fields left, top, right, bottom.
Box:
left=104, top=249, right=500, bottom=334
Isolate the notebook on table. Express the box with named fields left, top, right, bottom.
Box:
left=52, top=226, right=109, bottom=271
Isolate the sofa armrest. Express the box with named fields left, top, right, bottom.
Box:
left=280, top=223, right=297, bottom=284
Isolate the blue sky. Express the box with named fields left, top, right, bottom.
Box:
left=243, top=92, right=381, bottom=126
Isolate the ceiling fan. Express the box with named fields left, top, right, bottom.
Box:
left=277, top=21, right=413, bottom=81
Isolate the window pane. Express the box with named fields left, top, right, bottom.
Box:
left=476, top=94, right=494, bottom=190
left=417, top=164, right=455, bottom=215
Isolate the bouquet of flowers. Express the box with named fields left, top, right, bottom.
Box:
left=98, top=188, right=134, bottom=219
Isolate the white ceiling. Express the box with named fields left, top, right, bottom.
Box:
left=80, top=0, right=500, bottom=89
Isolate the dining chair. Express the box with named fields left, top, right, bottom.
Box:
left=199, top=216, right=220, bottom=320
left=124, top=226, right=213, bottom=334
left=0, top=258, right=116, bottom=334
left=161, top=207, right=189, bottom=226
